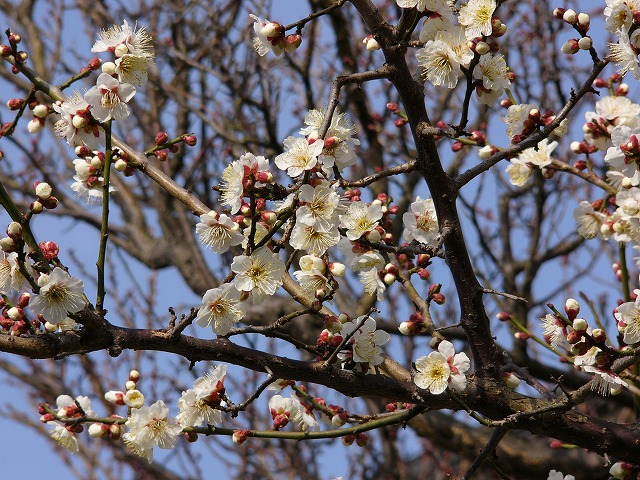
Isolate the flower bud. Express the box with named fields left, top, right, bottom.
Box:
left=285, top=34, right=302, bottom=52
left=501, top=372, right=521, bottom=389
left=561, top=39, right=579, bottom=55
left=365, top=36, right=380, bottom=51
left=104, top=390, right=125, bottom=405
left=577, top=36, right=592, bottom=50
left=101, top=61, right=117, bottom=75
left=114, top=158, right=128, bottom=171
left=0, top=237, right=17, bottom=252
left=35, top=182, right=52, bottom=199
left=87, top=57, right=102, bottom=70
left=260, top=23, right=280, bottom=38
left=88, top=423, right=108, bottom=438
left=609, top=461, right=633, bottom=480
left=366, top=228, right=381, bottom=243
left=562, top=9, right=577, bottom=24
left=114, top=43, right=129, bottom=58
left=7, top=221, right=22, bottom=239
left=154, top=150, right=168, bottom=161
left=577, top=13, right=590, bottom=30
left=232, top=429, right=250, bottom=445
left=32, top=104, right=48, bottom=118
left=475, top=40, right=490, bottom=55
left=124, top=389, right=144, bottom=409
left=591, top=328, right=607, bottom=343
left=125, top=380, right=136, bottom=391
left=183, top=134, right=197, bottom=146
left=71, top=115, right=88, bottom=129
left=109, top=423, right=122, bottom=440
left=27, top=118, right=44, bottom=133
left=564, top=298, right=580, bottom=320
left=572, top=317, right=587, bottom=332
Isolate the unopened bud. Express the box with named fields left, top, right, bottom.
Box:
left=35, top=182, right=52, bottom=199
left=562, top=9, right=577, bottom=24
left=561, top=39, right=579, bottom=55
left=501, top=372, right=521, bottom=389
left=32, top=104, right=48, bottom=118
left=155, top=132, right=169, bottom=145
left=183, top=134, right=197, bottom=146
left=577, top=36, right=592, bottom=50
left=27, top=118, right=44, bottom=133
left=232, top=429, right=250, bottom=445
left=564, top=298, right=580, bottom=319
left=88, top=423, right=108, bottom=438
left=114, top=43, right=129, bottom=58
left=7, top=221, right=22, bottom=239
left=572, top=317, right=588, bottom=332
left=105, top=390, right=125, bottom=405
left=284, top=34, right=302, bottom=52
left=124, top=389, right=145, bottom=409
left=591, top=328, right=607, bottom=343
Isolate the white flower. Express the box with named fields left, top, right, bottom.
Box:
left=414, top=340, right=470, bottom=394
left=53, top=92, right=104, bottom=148
left=414, top=1, right=456, bottom=42
left=297, top=183, right=341, bottom=228
left=290, top=394, right=318, bottom=431
left=250, top=15, right=285, bottom=57
left=293, top=256, right=331, bottom=298
left=417, top=39, right=463, bottom=88
left=358, top=267, right=386, bottom=301
left=289, top=222, right=340, bottom=257
left=269, top=394, right=294, bottom=428
left=458, top=0, right=496, bottom=40
left=196, top=211, right=244, bottom=253
left=614, top=290, right=640, bottom=344
left=0, top=251, right=31, bottom=294
left=48, top=422, right=78, bottom=452
left=582, top=365, right=628, bottom=396
left=177, top=365, right=227, bottom=427
left=605, top=1, right=634, bottom=34
left=573, top=201, right=607, bottom=240
left=608, top=28, right=640, bottom=80
left=503, top=103, right=538, bottom=138
left=55, top=394, right=95, bottom=418
left=547, top=470, right=575, bottom=480
left=540, top=314, right=567, bottom=348
left=396, top=0, right=451, bottom=12
left=220, top=153, right=270, bottom=214
left=474, top=53, right=510, bottom=104
left=123, top=400, right=182, bottom=463
left=231, top=246, right=285, bottom=304
left=339, top=317, right=390, bottom=366
left=71, top=177, right=116, bottom=204
left=274, top=137, right=324, bottom=178
left=518, top=139, right=557, bottom=168
left=573, top=346, right=600, bottom=367
left=196, top=284, right=245, bottom=335
left=299, top=109, right=360, bottom=173
left=505, top=158, right=531, bottom=186
left=605, top=125, right=640, bottom=179
left=92, top=20, right=154, bottom=58
left=340, top=201, right=383, bottom=241
left=590, top=96, right=640, bottom=127
left=114, top=54, right=154, bottom=86
left=402, top=196, right=439, bottom=245
left=29, top=267, right=85, bottom=324
left=84, top=73, right=136, bottom=123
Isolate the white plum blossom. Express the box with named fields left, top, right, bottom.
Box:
left=473, top=54, right=511, bottom=105
left=290, top=394, right=318, bottom=431
left=614, top=290, right=640, bottom=344
left=605, top=1, right=634, bottom=34
left=340, top=201, right=383, bottom=241
left=197, top=283, right=246, bottom=336
left=517, top=139, right=557, bottom=169
left=417, top=38, right=463, bottom=88
left=231, top=246, right=285, bottom=304
left=269, top=394, right=294, bottom=428
left=275, top=137, right=324, bottom=178
left=53, top=92, right=104, bottom=148
left=250, top=15, right=285, bottom=57
left=358, top=267, right=386, bottom=301
left=573, top=201, right=607, bottom=240
left=339, top=316, right=390, bottom=366
left=608, top=27, right=640, bottom=80
left=416, top=1, right=456, bottom=42
left=503, top=103, right=538, bottom=138
left=29, top=267, right=85, bottom=324
left=177, top=365, right=227, bottom=427
left=403, top=196, right=439, bottom=245
left=196, top=211, right=244, bottom=253
left=293, top=255, right=331, bottom=298
left=296, top=182, right=341, bottom=228
left=505, top=158, right=531, bottom=186
left=396, top=0, right=452, bottom=12
left=289, top=222, right=340, bottom=257
left=84, top=73, right=136, bottom=123
left=300, top=109, right=360, bottom=173
left=413, top=340, right=470, bottom=394
left=55, top=394, right=95, bottom=418
left=220, top=153, right=271, bottom=214
left=48, top=422, right=79, bottom=453
left=92, top=20, right=154, bottom=58
left=114, top=54, right=154, bottom=86
left=540, top=314, right=567, bottom=349
left=605, top=125, right=640, bottom=180
left=458, top=0, right=496, bottom=39
left=582, top=365, right=628, bottom=396
left=0, top=251, right=31, bottom=294
left=123, top=400, right=182, bottom=463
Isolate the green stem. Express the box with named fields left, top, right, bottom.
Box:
left=96, top=121, right=113, bottom=314
left=618, top=242, right=631, bottom=302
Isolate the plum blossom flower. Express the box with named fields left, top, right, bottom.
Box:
left=53, top=92, right=104, bottom=148
left=274, top=137, right=324, bottom=178
left=290, top=394, right=318, bottom=431
left=84, top=73, right=136, bottom=123
left=517, top=139, right=557, bottom=169
left=269, top=394, right=294, bottom=429
left=220, top=153, right=271, bottom=214
left=289, top=222, right=340, bottom=257
left=123, top=400, right=182, bottom=463
left=340, top=201, right=383, bottom=241
left=403, top=196, right=439, bottom=245
left=474, top=53, right=511, bottom=104
left=55, top=394, right=95, bottom=418
left=582, top=365, right=628, bottom=396
left=0, top=251, right=31, bottom=294
left=92, top=20, right=154, bottom=58
left=48, top=422, right=79, bottom=452
left=231, top=247, right=285, bottom=304
left=573, top=201, right=607, bottom=240
left=296, top=182, right=341, bottom=228
left=608, top=28, right=640, bottom=80
left=339, top=316, right=390, bottom=366
left=293, top=255, right=331, bottom=298
left=605, top=1, right=634, bottom=34
left=299, top=109, right=360, bottom=173
left=358, top=267, right=386, bottom=301
left=505, top=157, right=531, bottom=186
left=540, top=314, right=568, bottom=349
left=413, top=340, right=470, bottom=394
left=417, top=38, right=464, bottom=88
left=503, top=103, right=538, bottom=138
left=458, top=0, right=496, bottom=39
left=250, top=15, right=286, bottom=57
left=614, top=290, right=640, bottom=344
left=177, top=365, right=227, bottom=427
left=196, top=211, right=244, bottom=253
left=114, top=54, right=154, bottom=86
left=29, top=267, right=85, bottom=325
left=197, top=284, right=246, bottom=336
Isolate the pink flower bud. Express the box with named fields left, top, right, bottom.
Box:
left=561, top=39, right=579, bottom=54
left=342, top=434, right=355, bottom=446
left=7, top=221, right=22, bottom=239
left=284, top=34, right=302, bottom=52
left=562, top=9, right=577, bottom=24
left=154, top=150, right=168, bottom=161
left=431, top=293, right=445, bottom=304
left=0, top=45, right=11, bottom=57
left=564, top=298, right=580, bottom=320
left=39, top=241, right=59, bottom=260
left=183, top=134, right=197, bottom=146
left=355, top=432, right=369, bottom=446
left=155, top=132, right=169, bottom=145
left=501, top=372, right=521, bottom=389
left=7, top=98, right=22, bottom=110
left=35, top=182, right=52, bottom=199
